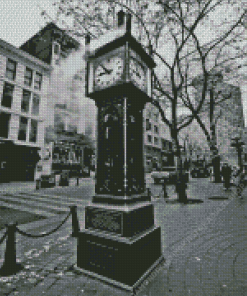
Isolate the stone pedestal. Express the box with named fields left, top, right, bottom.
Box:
left=77, top=199, right=163, bottom=289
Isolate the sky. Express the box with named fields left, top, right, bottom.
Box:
left=0, top=0, right=56, bottom=47
left=0, top=0, right=246, bottom=127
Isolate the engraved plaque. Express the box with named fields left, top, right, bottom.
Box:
left=86, top=207, right=122, bottom=234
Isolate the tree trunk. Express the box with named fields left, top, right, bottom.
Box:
left=211, top=150, right=221, bottom=183
left=172, top=133, right=188, bottom=203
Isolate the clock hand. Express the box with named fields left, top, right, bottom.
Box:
left=98, top=72, right=107, bottom=76
left=131, top=69, right=141, bottom=78
left=100, top=64, right=112, bottom=74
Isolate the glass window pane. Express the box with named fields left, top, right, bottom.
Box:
left=32, top=94, right=40, bottom=115
left=30, top=120, right=38, bottom=142
left=1, top=83, right=14, bottom=108
left=34, top=72, right=42, bottom=90
left=21, top=90, right=31, bottom=113
left=154, top=125, right=159, bottom=134
left=146, top=119, right=151, bottom=131
left=24, top=67, right=33, bottom=86
left=18, top=116, right=28, bottom=141
left=5, top=59, right=16, bottom=80
left=0, top=112, right=11, bottom=138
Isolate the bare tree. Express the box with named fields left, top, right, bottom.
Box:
left=43, top=0, right=247, bottom=202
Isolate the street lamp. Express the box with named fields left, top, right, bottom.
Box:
left=231, top=136, right=245, bottom=171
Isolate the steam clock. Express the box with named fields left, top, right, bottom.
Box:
left=77, top=11, right=164, bottom=290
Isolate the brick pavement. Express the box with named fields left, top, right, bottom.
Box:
left=0, top=178, right=246, bottom=296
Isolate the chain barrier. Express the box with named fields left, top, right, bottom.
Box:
left=0, top=230, right=7, bottom=245
left=16, top=211, right=71, bottom=238
left=0, top=206, right=80, bottom=276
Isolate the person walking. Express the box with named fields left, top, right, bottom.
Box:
left=221, top=163, right=232, bottom=190
left=235, top=169, right=245, bottom=199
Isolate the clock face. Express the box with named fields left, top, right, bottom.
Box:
left=129, top=58, right=146, bottom=90
left=94, top=56, right=124, bottom=89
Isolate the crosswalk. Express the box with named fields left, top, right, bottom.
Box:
left=0, top=190, right=89, bottom=218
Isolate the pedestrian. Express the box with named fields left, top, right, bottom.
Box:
left=209, top=166, right=213, bottom=181
left=235, top=170, right=245, bottom=199
left=221, top=163, right=232, bottom=190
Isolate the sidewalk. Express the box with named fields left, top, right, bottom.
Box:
left=0, top=177, right=93, bottom=195
left=0, top=181, right=36, bottom=194
left=0, top=178, right=246, bottom=295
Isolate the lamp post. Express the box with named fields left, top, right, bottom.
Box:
left=231, top=136, right=245, bottom=172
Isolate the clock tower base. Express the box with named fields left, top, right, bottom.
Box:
left=76, top=198, right=164, bottom=291
left=76, top=223, right=164, bottom=290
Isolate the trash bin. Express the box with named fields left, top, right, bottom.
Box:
left=59, top=171, right=70, bottom=186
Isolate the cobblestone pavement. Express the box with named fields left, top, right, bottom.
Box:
left=0, top=178, right=246, bottom=296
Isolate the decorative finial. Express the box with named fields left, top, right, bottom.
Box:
left=118, top=10, right=125, bottom=27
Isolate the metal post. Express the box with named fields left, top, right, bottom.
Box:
left=0, top=223, right=23, bottom=276
left=163, top=180, right=168, bottom=198
left=70, top=206, right=80, bottom=237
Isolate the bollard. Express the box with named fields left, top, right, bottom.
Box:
left=163, top=180, right=168, bottom=198
left=0, top=223, right=23, bottom=276
left=77, top=177, right=79, bottom=186
left=70, top=206, right=80, bottom=237
left=147, top=187, right=152, bottom=200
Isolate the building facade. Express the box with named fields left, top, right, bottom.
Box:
left=180, top=82, right=245, bottom=167
left=143, top=103, right=173, bottom=172
left=0, top=38, right=51, bottom=182
left=20, top=23, right=97, bottom=141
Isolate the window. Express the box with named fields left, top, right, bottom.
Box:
left=18, top=116, right=28, bottom=141
left=162, top=139, right=167, bottom=150
left=54, top=113, right=65, bottom=132
left=29, top=120, right=38, bottom=143
left=146, top=119, right=151, bottom=131
left=24, top=67, right=33, bottom=86
left=5, top=59, right=17, bottom=80
left=0, top=112, right=11, bottom=138
left=21, top=90, right=31, bottom=113
left=154, top=137, right=159, bottom=145
left=147, top=109, right=152, bottom=118
left=34, top=72, right=42, bottom=90
left=153, top=113, right=159, bottom=122
left=154, top=125, right=159, bottom=134
left=147, top=135, right=152, bottom=143
left=54, top=43, right=60, bottom=55
left=1, top=83, right=14, bottom=108
left=32, top=94, right=40, bottom=115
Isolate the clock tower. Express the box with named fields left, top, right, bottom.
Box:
left=77, top=11, right=164, bottom=291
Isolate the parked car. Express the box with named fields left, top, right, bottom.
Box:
left=190, top=166, right=210, bottom=178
